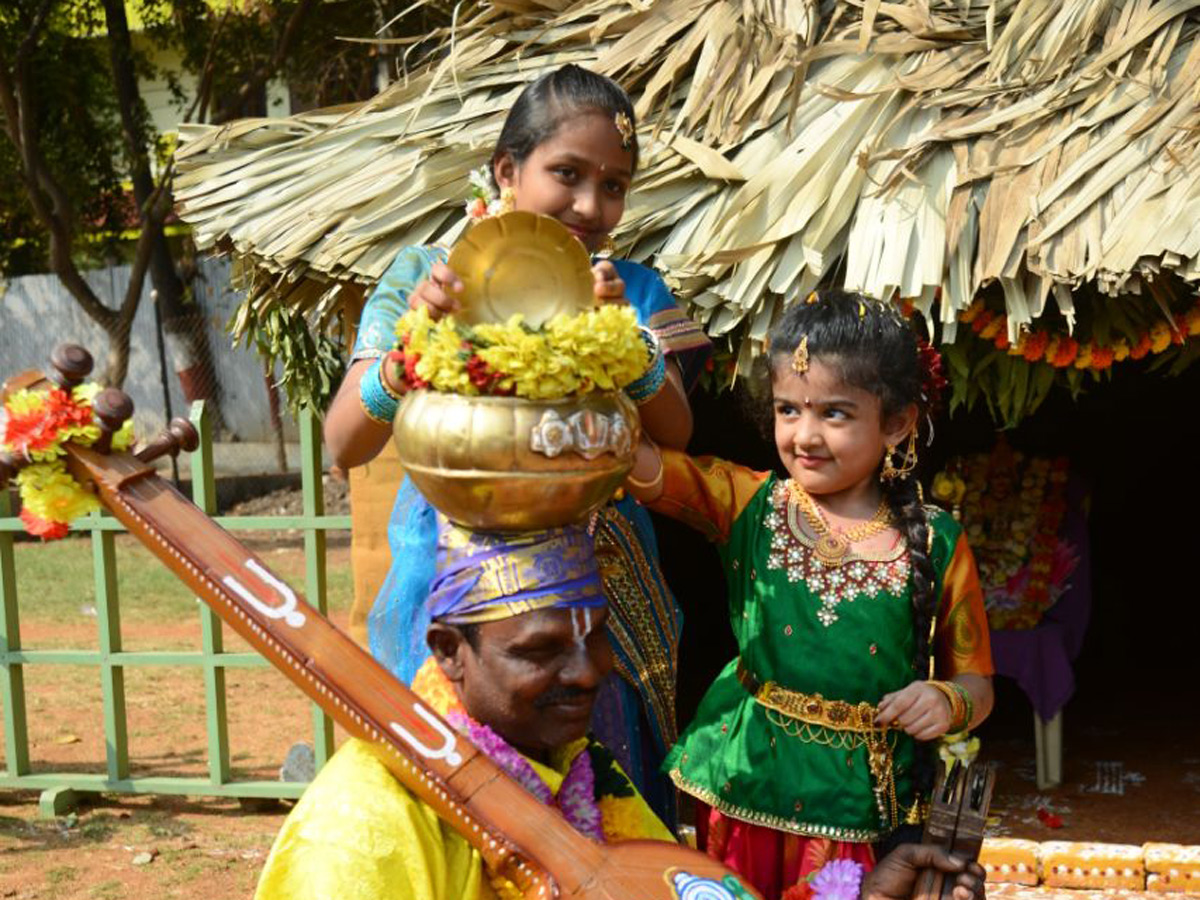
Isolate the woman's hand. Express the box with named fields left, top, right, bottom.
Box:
left=408, top=262, right=463, bottom=318
left=592, top=260, right=628, bottom=305
left=876, top=680, right=952, bottom=741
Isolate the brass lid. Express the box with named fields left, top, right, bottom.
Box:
left=448, top=211, right=594, bottom=327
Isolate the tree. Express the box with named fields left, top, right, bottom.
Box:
left=0, top=0, right=381, bottom=392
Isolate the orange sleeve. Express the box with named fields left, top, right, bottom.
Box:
left=935, top=532, right=995, bottom=678
left=647, top=448, right=771, bottom=544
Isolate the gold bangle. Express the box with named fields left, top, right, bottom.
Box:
left=626, top=456, right=664, bottom=494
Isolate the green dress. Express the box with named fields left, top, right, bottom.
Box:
left=654, top=452, right=992, bottom=842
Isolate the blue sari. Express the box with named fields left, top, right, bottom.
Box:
left=352, top=244, right=710, bottom=827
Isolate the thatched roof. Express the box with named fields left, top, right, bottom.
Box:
left=175, top=0, right=1200, bottom=417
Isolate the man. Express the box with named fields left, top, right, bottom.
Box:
left=255, top=522, right=985, bottom=900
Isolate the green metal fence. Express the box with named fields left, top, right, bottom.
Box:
left=0, top=402, right=352, bottom=817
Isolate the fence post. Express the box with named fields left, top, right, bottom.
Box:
left=190, top=401, right=232, bottom=785
left=0, top=489, right=30, bottom=779
left=299, top=406, right=334, bottom=769
left=93, top=514, right=130, bottom=786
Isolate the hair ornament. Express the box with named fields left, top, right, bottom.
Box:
left=614, top=112, right=634, bottom=148
left=805, top=290, right=819, bottom=305
left=915, top=338, right=948, bottom=414
left=791, top=335, right=810, bottom=374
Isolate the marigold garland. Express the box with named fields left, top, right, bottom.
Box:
left=2, top=384, right=134, bottom=540
left=393, top=305, right=649, bottom=400
left=960, top=298, right=1200, bottom=371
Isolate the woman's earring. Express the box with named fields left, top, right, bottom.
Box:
left=880, top=429, right=919, bottom=482
left=498, top=187, right=516, bottom=215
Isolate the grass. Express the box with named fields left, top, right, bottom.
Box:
left=11, top=533, right=353, bottom=625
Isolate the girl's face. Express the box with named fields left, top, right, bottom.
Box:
left=494, top=110, right=633, bottom=252
left=772, top=357, right=915, bottom=504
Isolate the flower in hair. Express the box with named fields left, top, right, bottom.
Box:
left=916, top=338, right=948, bottom=412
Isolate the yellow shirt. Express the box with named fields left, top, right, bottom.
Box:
left=256, top=713, right=672, bottom=899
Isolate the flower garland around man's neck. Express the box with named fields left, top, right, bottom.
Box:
left=2, top=384, right=134, bottom=539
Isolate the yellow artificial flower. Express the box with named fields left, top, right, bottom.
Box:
left=1112, top=339, right=1130, bottom=361
left=17, top=462, right=101, bottom=525
left=3, top=389, right=47, bottom=417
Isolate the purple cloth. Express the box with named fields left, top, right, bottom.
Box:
left=988, top=476, right=1091, bottom=721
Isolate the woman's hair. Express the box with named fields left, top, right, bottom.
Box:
left=491, top=64, right=639, bottom=180
left=765, top=290, right=935, bottom=676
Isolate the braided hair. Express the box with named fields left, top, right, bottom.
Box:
left=765, top=291, right=937, bottom=676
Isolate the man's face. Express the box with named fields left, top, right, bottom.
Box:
left=434, top=606, right=612, bottom=759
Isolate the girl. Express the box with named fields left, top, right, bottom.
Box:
left=624, top=291, right=994, bottom=900
left=321, top=64, right=710, bottom=827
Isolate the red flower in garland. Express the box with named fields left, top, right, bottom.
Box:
left=1021, top=331, right=1050, bottom=362
left=1050, top=335, right=1078, bottom=368
left=916, top=339, right=948, bottom=412
left=1129, top=333, right=1153, bottom=360
left=465, top=354, right=509, bottom=393
left=19, top=509, right=70, bottom=541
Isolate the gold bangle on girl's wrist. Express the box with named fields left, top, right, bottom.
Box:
left=626, top=455, right=664, bottom=495
left=927, top=680, right=970, bottom=732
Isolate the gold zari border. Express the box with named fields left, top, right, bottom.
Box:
left=668, top=769, right=883, bottom=842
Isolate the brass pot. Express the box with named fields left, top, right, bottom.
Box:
left=393, top=391, right=639, bottom=530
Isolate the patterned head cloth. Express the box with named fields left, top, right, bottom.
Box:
left=426, top=520, right=607, bottom=624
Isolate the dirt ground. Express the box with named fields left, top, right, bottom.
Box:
left=0, top=535, right=350, bottom=900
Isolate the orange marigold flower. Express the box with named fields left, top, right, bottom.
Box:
left=1073, top=344, right=1093, bottom=369
left=1051, top=335, right=1078, bottom=368
left=1021, top=331, right=1050, bottom=362
left=970, top=310, right=995, bottom=334
left=980, top=316, right=1005, bottom=340
left=1130, top=333, right=1152, bottom=360
left=1089, top=346, right=1115, bottom=370
left=959, top=302, right=984, bottom=324
left=1112, top=339, right=1131, bottom=362
left=1187, top=304, right=1200, bottom=336
left=18, top=509, right=70, bottom=541
left=1149, top=322, right=1172, bottom=353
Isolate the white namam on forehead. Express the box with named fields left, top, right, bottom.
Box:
left=571, top=608, right=600, bottom=648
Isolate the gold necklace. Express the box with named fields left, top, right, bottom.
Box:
left=786, top=480, right=893, bottom=568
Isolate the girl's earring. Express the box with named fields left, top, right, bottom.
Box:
left=880, top=429, right=919, bottom=482
left=498, top=187, right=516, bottom=215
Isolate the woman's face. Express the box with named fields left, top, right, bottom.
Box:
left=494, top=110, right=633, bottom=252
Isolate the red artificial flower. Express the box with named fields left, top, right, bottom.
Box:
left=403, top=352, right=430, bottom=390
left=1050, top=335, right=1078, bottom=368
left=970, top=309, right=995, bottom=334
left=993, top=330, right=1011, bottom=351
left=19, top=508, right=70, bottom=541
left=465, top=354, right=506, bottom=393
left=1089, top=346, right=1115, bottom=370
left=916, top=339, right=948, bottom=412
left=1021, top=331, right=1050, bottom=362
left=1037, top=806, right=1065, bottom=829
left=1129, top=333, right=1152, bottom=360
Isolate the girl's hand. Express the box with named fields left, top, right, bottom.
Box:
left=592, top=260, right=628, bottom=305
left=876, top=680, right=952, bottom=741
left=408, top=262, right=463, bottom=319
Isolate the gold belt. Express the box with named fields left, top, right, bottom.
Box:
left=736, top=658, right=901, bottom=830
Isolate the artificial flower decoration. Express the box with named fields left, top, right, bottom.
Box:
left=393, top=305, right=649, bottom=401
left=2, top=384, right=134, bottom=540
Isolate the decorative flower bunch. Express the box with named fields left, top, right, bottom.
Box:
left=951, top=446, right=1076, bottom=630
left=961, top=298, right=1200, bottom=370
left=1, top=384, right=134, bottom=539
left=464, top=166, right=505, bottom=222
left=392, top=305, right=650, bottom=400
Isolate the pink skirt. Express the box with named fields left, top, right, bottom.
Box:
left=696, top=802, right=876, bottom=900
